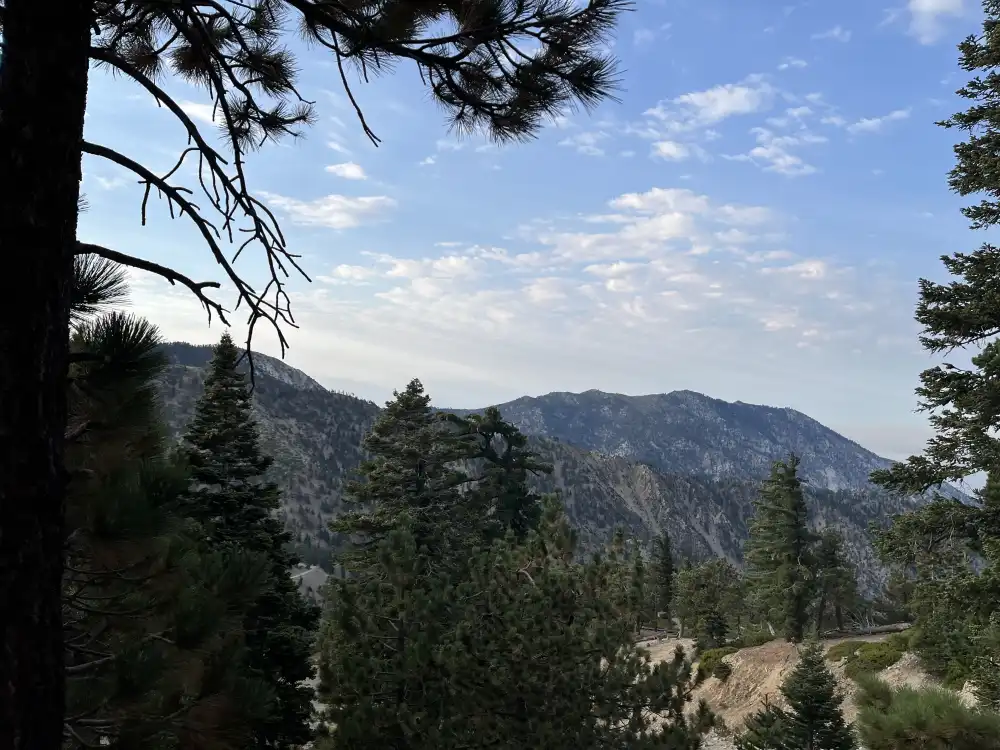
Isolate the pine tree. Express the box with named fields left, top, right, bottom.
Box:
left=736, top=642, right=856, bottom=750
left=735, top=698, right=788, bottom=750
left=653, top=533, right=676, bottom=627
left=869, top=1, right=1000, bottom=496
left=812, top=530, right=858, bottom=633
left=1, top=0, right=631, bottom=739
left=449, top=405, right=552, bottom=541
left=744, top=456, right=815, bottom=642
left=182, top=331, right=319, bottom=749
left=331, top=378, right=475, bottom=566
left=674, top=558, right=744, bottom=644
left=63, top=256, right=275, bottom=748
left=319, top=497, right=716, bottom=750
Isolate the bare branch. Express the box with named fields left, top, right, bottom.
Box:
left=80, top=140, right=295, bottom=350
left=77, top=242, right=228, bottom=325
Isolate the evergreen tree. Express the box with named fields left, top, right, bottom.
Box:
left=449, top=405, right=551, bottom=541
left=331, top=379, right=475, bottom=565
left=812, top=530, right=858, bottom=633
left=653, top=532, right=677, bottom=626
left=734, top=698, right=788, bottom=750
left=871, top=0, right=1000, bottom=496
left=1, top=0, right=631, bottom=740
left=182, top=331, right=319, bottom=749
left=744, top=456, right=815, bottom=642
left=735, top=642, right=856, bottom=750
left=674, top=558, right=744, bottom=644
left=319, top=497, right=716, bottom=750
left=63, top=256, right=274, bottom=748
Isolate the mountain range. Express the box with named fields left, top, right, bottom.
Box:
left=157, top=342, right=948, bottom=594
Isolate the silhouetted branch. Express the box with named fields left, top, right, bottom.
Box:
left=77, top=242, right=227, bottom=325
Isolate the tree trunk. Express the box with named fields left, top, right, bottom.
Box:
left=0, top=1, right=92, bottom=748
left=815, top=591, right=828, bottom=634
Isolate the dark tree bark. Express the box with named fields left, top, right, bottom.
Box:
left=0, top=1, right=93, bottom=748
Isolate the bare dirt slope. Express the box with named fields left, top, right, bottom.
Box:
left=643, top=633, right=957, bottom=749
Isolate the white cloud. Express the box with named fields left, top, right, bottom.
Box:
left=778, top=57, right=809, bottom=70
left=907, top=0, right=964, bottom=44
left=316, top=264, right=377, bottom=285
left=325, top=162, right=367, bottom=180
left=761, top=259, right=829, bottom=279
left=326, top=138, right=352, bottom=156
left=178, top=101, right=217, bottom=125
left=652, top=140, right=691, bottom=161
left=845, top=108, right=911, bottom=134
left=419, top=156, right=436, bottom=166
left=645, top=76, right=776, bottom=134
left=260, top=192, right=397, bottom=229
left=725, top=127, right=824, bottom=177
left=811, top=25, right=852, bottom=42
left=559, top=131, right=610, bottom=156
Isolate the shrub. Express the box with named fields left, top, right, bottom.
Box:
left=826, top=640, right=864, bottom=663
left=712, top=661, right=733, bottom=682
left=855, top=674, right=1000, bottom=750
left=731, top=628, right=773, bottom=649
left=844, top=641, right=905, bottom=680
left=697, top=646, right=737, bottom=683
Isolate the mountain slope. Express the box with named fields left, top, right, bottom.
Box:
left=445, top=389, right=924, bottom=494
left=156, top=343, right=930, bottom=592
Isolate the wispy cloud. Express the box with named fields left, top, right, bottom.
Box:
left=559, top=131, right=610, bottom=156
left=845, top=108, right=911, bottom=134
left=811, top=25, right=852, bottom=42
left=777, top=57, right=808, bottom=70
left=260, top=192, right=397, bottom=229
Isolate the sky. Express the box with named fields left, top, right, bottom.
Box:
left=79, top=0, right=987, bottom=463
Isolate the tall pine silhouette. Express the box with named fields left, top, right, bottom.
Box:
left=182, top=332, right=319, bottom=749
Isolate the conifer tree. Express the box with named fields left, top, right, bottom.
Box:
left=674, top=558, right=744, bottom=644
left=735, top=698, right=788, bottom=750
left=182, top=331, right=319, bottom=749
left=331, top=379, right=475, bottom=565
left=319, top=497, right=716, bottom=750
left=744, top=456, right=815, bottom=642
left=450, top=405, right=552, bottom=541
left=871, top=0, right=1000, bottom=496
left=653, top=532, right=677, bottom=626
left=736, top=642, right=856, bottom=750
left=812, top=530, right=857, bottom=633
left=64, top=256, right=275, bottom=748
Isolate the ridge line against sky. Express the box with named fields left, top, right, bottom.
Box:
left=80, top=0, right=983, bottom=463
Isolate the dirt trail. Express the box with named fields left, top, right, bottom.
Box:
left=643, top=632, right=956, bottom=749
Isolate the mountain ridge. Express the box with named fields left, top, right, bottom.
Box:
left=154, top=341, right=948, bottom=594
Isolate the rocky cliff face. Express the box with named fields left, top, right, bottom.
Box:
left=446, top=389, right=897, bottom=493
left=156, top=343, right=938, bottom=592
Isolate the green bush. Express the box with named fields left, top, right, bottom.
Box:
left=697, top=646, right=737, bottom=683
left=731, top=629, right=773, bottom=648
left=825, top=640, right=864, bottom=663
left=855, top=674, right=1000, bottom=750
left=844, top=641, right=905, bottom=679
left=886, top=630, right=913, bottom=652
left=712, top=661, right=733, bottom=682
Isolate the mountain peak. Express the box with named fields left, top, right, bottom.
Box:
left=161, top=341, right=328, bottom=393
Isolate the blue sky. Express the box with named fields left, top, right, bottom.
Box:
left=79, top=0, right=983, bottom=462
